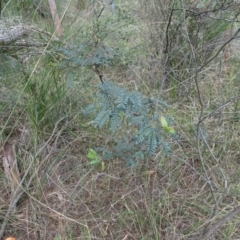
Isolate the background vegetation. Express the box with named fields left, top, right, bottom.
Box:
left=1, top=0, right=240, bottom=239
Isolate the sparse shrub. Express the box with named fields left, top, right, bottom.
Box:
left=142, top=0, right=238, bottom=90
left=54, top=1, right=175, bottom=166
left=82, top=80, right=174, bottom=166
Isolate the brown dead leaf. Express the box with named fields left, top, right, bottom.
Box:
left=1, top=142, right=20, bottom=195
left=5, top=237, right=16, bottom=240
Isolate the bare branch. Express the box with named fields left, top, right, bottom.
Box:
left=202, top=205, right=240, bottom=240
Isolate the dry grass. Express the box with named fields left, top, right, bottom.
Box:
left=2, top=122, right=240, bottom=239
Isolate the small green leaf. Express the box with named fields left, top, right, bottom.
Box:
left=160, top=116, right=175, bottom=134
left=101, top=161, right=105, bottom=171
left=90, top=159, right=100, bottom=165
left=164, top=126, right=175, bottom=134
left=160, top=116, right=168, bottom=128
left=87, top=148, right=97, bottom=160
left=87, top=148, right=102, bottom=166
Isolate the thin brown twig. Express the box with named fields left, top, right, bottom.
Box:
left=198, top=28, right=240, bottom=73
left=202, top=205, right=240, bottom=240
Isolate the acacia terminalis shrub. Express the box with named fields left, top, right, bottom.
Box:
left=82, top=80, right=175, bottom=167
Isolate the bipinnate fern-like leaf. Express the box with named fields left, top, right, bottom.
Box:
left=82, top=104, right=96, bottom=115
left=147, top=130, right=158, bottom=155
left=123, top=94, right=131, bottom=106
left=116, top=92, right=127, bottom=109
left=159, top=140, right=171, bottom=157
left=129, top=115, right=145, bottom=127
left=129, top=93, right=142, bottom=109
left=134, top=132, right=145, bottom=145
left=99, top=80, right=122, bottom=100
left=93, top=110, right=111, bottom=128
left=109, top=110, right=122, bottom=132
left=134, top=126, right=151, bottom=145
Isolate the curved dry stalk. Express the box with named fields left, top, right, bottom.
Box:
left=202, top=205, right=240, bottom=240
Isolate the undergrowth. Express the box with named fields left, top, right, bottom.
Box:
left=1, top=1, right=240, bottom=240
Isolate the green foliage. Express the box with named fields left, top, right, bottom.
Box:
left=87, top=148, right=101, bottom=165
left=82, top=80, right=174, bottom=166
left=86, top=148, right=105, bottom=170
